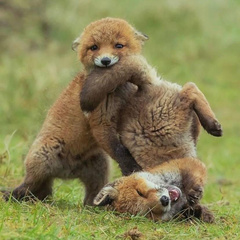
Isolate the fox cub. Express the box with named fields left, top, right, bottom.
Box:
left=75, top=18, right=155, bottom=175
left=3, top=18, right=152, bottom=204
left=94, top=158, right=215, bottom=223
left=80, top=55, right=222, bottom=170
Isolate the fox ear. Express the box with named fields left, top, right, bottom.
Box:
left=134, top=29, right=149, bottom=43
left=93, top=183, right=118, bottom=206
left=72, top=36, right=81, bottom=51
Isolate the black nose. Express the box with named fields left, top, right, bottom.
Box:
left=160, top=195, right=169, bottom=206
left=101, top=57, right=111, bottom=66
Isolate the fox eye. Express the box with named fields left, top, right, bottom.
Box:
left=137, top=190, right=145, bottom=198
left=90, top=45, right=98, bottom=51
left=115, top=43, right=124, bottom=49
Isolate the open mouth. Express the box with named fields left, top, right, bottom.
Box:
left=167, top=186, right=181, bottom=202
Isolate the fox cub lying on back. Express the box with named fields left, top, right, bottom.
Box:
left=94, top=158, right=215, bottom=223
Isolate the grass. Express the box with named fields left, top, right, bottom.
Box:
left=0, top=0, right=240, bottom=239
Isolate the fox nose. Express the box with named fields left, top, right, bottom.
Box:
left=101, top=57, right=111, bottom=66
left=160, top=195, right=170, bottom=206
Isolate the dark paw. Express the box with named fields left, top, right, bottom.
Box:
left=183, top=204, right=215, bottom=223
left=2, top=184, right=32, bottom=202
left=115, top=144, right=143, bottom=176
left=2, top=190, right=12, bottom=201
left=132, top=164, right=143, bottom=173
left=122, top=164, right=143, bottom=176
left=80, top=97, right=95, bottom=112
left=201, top=208, right=215, bottom=223
left=188, top=186, right=203, bottom=205
left=2, top=190, right=23, bottom=202
left=206, top=120, right=223, bottom=137
left=194, top=204, right=215, bottom=223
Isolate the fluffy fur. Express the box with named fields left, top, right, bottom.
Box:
left=86, top=60, right=221, bottom=222
left=83, top=58, right=222, bottom=170
left=3, top=18, right=150, bottom=203
left=94, top=158, right=215, bottom=222
left=3, top=18, right=222, bottom=209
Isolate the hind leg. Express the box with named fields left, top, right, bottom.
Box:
left=92, top=124, right=142, bottom=176
left=180, top=82, right=222, bottom=136
left=3, top=137, right=66, bottom=201
left=3, top=151, right=54, bottom=201
left=79, top=149, right=110, bottom=206
left=4, top=177, right=53, bottom=201
left=182, top=204, right=215, bottom=223
left=89, top=104, right=142, bottom=176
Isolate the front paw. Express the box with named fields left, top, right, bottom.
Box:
left=80, top=91, right=96, bottom=112
left=121, top=163, right=143, bottom=176
left=187, top=185, right=203, bottom=205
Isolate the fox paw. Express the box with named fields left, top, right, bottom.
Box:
left=187, top=186, right=203, bottom=205
left=206, top=119, right=222, bottom=137
left=183, top=204, right=215, bottom=223
left=2, top=190, right=12, bottom=201
left=201, top=207, right=215, bottom=223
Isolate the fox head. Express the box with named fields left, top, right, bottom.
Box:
left=94, top=172, right=188, bottom=221
left=72, top=17, right=148, bottom=70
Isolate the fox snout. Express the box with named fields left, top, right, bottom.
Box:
left=160, top=195, right=170, bottom=206
left=94, top=55, right=119, bottom=67
left=101, top=57, right=111, bottom=66
left=159, top=185, right=181, bottom=208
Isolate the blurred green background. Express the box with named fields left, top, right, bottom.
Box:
left=0, top=0, right=239, bottom=239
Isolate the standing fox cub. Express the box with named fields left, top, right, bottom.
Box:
left=3, top=18, right=151, bottom=204
left=94, top=158, right=214, bottom=222
left=4, top=18, right=222, bottom=209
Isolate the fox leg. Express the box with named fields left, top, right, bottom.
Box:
left=78, top=150, right=110, bottom=206
left=87, top=91, right=142, bottom=176
left=107, top=133, right=143, bottom=175
left=180, top=82, right=222, bottom=136
left=90, top=123, right=142, bottom=176
left=3, top=161, right=54, bottom=201
left=175, top=158, right=207, bottom=206
left=3, top=137, right=66, bottom=201
left=4, top=177, right=53, bottom=201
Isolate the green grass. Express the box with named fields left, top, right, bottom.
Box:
left=0, top=0, right=240, bottom=239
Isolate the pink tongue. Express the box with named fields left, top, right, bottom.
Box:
left=169, top=189, right=180, bottom=201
